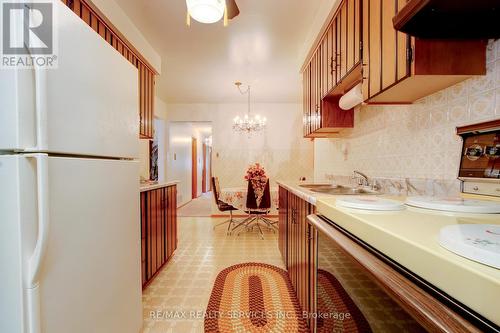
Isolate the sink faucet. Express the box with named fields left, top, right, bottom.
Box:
left=352, top=170, right=369, bottom=187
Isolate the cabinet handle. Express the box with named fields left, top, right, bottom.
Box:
left=335, top=53, right=341, bottom=68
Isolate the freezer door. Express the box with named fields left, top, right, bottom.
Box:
left=0, top=1, right=139, bottom=159
left=0, top=155, right=143, bottom=333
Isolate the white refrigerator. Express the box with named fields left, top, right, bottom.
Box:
left=0, top=1, right=143, bottom=333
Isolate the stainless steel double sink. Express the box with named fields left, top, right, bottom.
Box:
left=298, top=183, right=380, bottom=195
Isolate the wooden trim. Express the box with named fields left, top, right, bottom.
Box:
left=308, top=215, right=484, bottom=333
left=392, top=0, right=431, bottom=31
left=75, top=0, right=158, bottom=74
left=457, top=119, right=500, bottom=135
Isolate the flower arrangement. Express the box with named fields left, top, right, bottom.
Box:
left=244, top=163, right=268, bottom=205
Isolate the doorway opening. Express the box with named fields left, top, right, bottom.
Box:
left=167, top=121, right=213, bottom=211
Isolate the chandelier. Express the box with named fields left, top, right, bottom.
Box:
left=233, top=82, right=267, bottom=134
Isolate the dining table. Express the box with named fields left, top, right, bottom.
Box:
left=219, top=186, right=279, bottom=212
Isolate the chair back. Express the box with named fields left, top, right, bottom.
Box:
left=246, top=179, right=271, bottom=210
left=211, top=177, right=221, bottom=205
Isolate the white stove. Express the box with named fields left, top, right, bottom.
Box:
left=406, top=196, right=500, bottom=214
left=336, top=197, right=405, bottom=211
left=439, top=224, right=500, bottom=269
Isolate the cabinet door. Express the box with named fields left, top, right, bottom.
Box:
left=287, top=192, right=296, bottom=287
left=361, top=0, right=370, bottom=100
left=368, top=0, right=382, bottom=97
left=397, top=0, right=410, bottom=82
left=303, top=67, right=310, bottom=137
left=314, top=52, right=323, bottom=131
left=327, top=23, right=336, bottom=92
left=339, top=1, right=347, bottom=79
left=310, top=58, right=316, bottom=134
left=146, top=189, right=155, bottom=278
left=160, top=187, right=166, bottom=266
left=353, top=0, right=361, bottom=66
left=321, top=34, right=329, bottom=97
left=166, top=185, right=178, bottom=259
left=140, top=192, right=147, bottom=286
left=381, top=0, right=397, bottom=90
left=311, top=55, right=317, bottom=133
left=308, top=224, right=318, bottom=332
left=346, top=0, right=355, bottom=72
left=332, top=18, right=340, bottom=85
left=278, top=186, right=288, bottom=267
left=315, top=53, right=322, bottom=131
left=362, top=0, right=410, bottom=100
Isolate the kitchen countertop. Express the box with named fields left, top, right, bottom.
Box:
left=316, top=196, right=500, bottom=327
left=276, top=181, right=333, bottom=205
left=140, top=181, right=179, bottom=192
left=277, top=181, right=500, bottom=326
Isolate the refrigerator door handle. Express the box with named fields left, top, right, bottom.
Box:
left=25, top=153, right=50, bottom=333
left=24, top=24, right=48, bottom=152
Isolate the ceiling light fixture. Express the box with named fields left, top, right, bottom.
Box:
left=186, top=0, right=226, bottom=25
left=233, top=82, right=266, bottom=135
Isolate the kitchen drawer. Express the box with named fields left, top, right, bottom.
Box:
left=463, top=182, right=500, bottom=197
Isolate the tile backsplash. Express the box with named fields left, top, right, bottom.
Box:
left=314, top=39, right=500, bottom=196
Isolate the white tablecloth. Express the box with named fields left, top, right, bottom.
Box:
left=219, top=187, right=279, bottom=212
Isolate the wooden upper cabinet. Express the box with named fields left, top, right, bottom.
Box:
left=302, top=0, right=487, bottom=134
left=301, top=0, right=359, bottom=138
left=362, top=0, right=487, bottom=103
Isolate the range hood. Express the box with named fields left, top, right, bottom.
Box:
left=393, top=0, right=500, bottom=39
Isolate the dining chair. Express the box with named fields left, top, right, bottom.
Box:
left=211, top=176, right=238, bottom=234
left=233, top=179, right=277, bottom=239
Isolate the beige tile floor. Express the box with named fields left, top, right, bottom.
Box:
left=141, top=216, right=283, bottom=333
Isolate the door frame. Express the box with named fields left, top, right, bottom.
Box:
left=191, top=137, right=198, bottom=199
left=202, top=142, right=207, bottom=193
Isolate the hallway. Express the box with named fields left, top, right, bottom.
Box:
left=178, top=193, right=214, bottom=217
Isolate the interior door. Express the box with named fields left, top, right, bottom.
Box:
left=0, top=0, right=139, bottom=158
left=202, top=143, right=207, bottom=193
left=192, top=137, right=198, bottom=199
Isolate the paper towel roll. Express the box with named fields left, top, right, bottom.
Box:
left=339, top=83, right=363, bottom=110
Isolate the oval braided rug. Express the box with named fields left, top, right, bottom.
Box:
left=204, top=263, right=309, bottom=333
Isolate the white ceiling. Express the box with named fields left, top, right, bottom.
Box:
left=114, top=0, right=323, bottom=103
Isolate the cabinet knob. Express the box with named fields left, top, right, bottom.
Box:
left=473, top=186, right=479, bottom=191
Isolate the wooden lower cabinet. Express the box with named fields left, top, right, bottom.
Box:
left=140, top=184, right=177, bottom=288
left=279, top=186, right=316, bottom=330
left=278, top=186, right=288, bottom=265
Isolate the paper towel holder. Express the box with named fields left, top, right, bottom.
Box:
left=339, top=82, right=363, bottom=110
